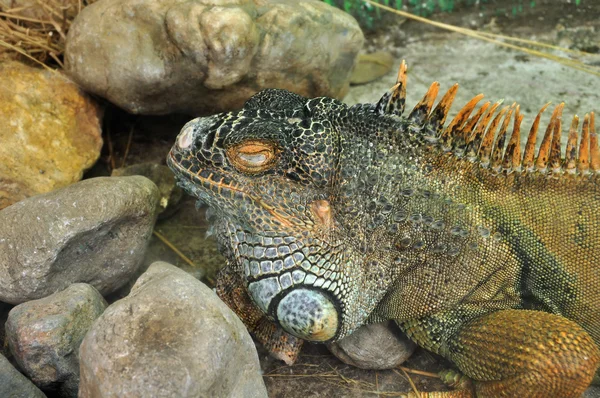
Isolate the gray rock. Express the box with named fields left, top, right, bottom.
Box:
left=0, top=176, right=160, bottom=304
left=79, top=261, right=267, bottom=398
left=65, top=0, right=363, bottom=115
left=111, top=162, right=182, bottom=218
left=584, top=386, right=600, bottom=398
left=0, top=354, right=47, bottom=398
left=5, top=284, right=107, bottom=397
left=327, top=321, right=416, bottom=370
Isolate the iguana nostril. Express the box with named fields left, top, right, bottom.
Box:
left=276, top=288, right=338, bottom=342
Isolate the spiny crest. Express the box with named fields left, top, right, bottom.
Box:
left=375, top=60, right=599, bottom=176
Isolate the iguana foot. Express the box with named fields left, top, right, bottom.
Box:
left=400, top=369, right=475, bottom=398
left=215, top=264, right=303, bottom=364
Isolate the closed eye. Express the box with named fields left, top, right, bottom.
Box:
left=226, top=140, right=279, bottom=174
left=239, top=152, right=268, bottom=165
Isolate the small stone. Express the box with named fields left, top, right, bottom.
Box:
left=111, top=162, right=182, bottom=218
left=78, top=261, right=267, bottom=398
left=327, top=321, right=416, bottom=370
left=0, top=176, right=160, bottom=304
left=0, top=354, right=47, bottom=398
left=0, top=61, right=102, bottom=210
left=350, top=52, right=395, bottom=85
left=6, top=284, right=107, bottom=397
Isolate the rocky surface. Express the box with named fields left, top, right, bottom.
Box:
left=0, top=61, right=103, bottom=210
left=328, top=321, right=416, bottom=370
left=65, top=0, right=363, bottom=115
left=5, top=284, right=107, bottom=397
left=79, top=261, right=267, bottom=398
left=0, top=354, right=47, bottom=398
left=112, top=163, right=182, bottom=218
left=0, top=176, right=159, bottom=304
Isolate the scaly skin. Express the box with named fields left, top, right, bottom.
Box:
left=168, top=61, right=600, bottom=396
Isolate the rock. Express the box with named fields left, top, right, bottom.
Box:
left=0, top=354, right=47, bottom=398
left=111, top=163, right=182, bottom=218
left=0, top=61, right=103, bottom=210
left=65, top=0, right=363, bottom=115
left=327, top=321, right=416, bottom=370
left=5, top=284, right=107, bottom=397
left=0, top=176, right=160, bottom=304
left=79, top=261, right=267, bottom=398
left=350, top=52, right=395, bottom=85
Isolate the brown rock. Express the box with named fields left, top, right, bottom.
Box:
left=0, top=61, right=103, bottom=210
left=6, top=284, right=107, bottom=397
left=65, top=0, right=364, bottom=115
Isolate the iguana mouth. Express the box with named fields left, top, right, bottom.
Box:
left=167, top=149, right=295, bottom=229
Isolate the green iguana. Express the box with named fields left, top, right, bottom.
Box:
left=167, top=61, right=600, bottom=397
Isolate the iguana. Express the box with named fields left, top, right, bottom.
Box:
left=167, top=61, right=600, bottom=397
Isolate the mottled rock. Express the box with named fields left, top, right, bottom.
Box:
left=327, top=321, right=416, bottom=370
left=0, top=61, right=102, bottom=210
left=65, top=0, right=363, bottom=115
left=5, top=284, right=107, bottom=397
left=0, top=354, right=47, bottom=398
left=0, top=176, right=160, bottom=304
left=111, top=163, right=182, bottom=218
left=79, top=261, right=267, bottom=398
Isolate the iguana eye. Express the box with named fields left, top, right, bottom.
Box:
left=227, top=141, right=278, bottom=173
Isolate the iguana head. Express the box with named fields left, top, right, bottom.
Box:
left=167, top=88, right=394, bottom=342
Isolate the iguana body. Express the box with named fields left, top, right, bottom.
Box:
left=167, top=62, right=600, bottom=397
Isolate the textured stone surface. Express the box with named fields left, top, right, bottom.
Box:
left=65, top=0, right=363, bottom=115
left=111, top=162, right=182, bottom=218
left=0, top=61, right=102, bottom=210
left=6, top=284, right=107, bottom=397
left=0, top=176, right=159, bottom=304
left=0, top=354, right=47, bottom=398
left=327, top=321, right=416, bottom=370
left=79, top=261, right=267, bottom=398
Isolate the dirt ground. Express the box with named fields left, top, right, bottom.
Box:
left=78, top=1, right=600, bottom=396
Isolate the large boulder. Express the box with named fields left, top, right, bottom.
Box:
left=79, top=261, right=267, bottom=398
left=65, top=0, right=364, bottom=115
left=0, top=176, right=160, bottom=304
left=5, top=284, right=107, bottom=397
left=0, top=61, right=103, bottom=210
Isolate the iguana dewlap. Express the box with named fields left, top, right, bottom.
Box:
left=167, top=61, right=600, bottom=397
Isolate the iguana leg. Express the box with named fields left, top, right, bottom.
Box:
left=400, top=309, right=600, bottom=397
left=215, top=264, right=304, bottom=364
